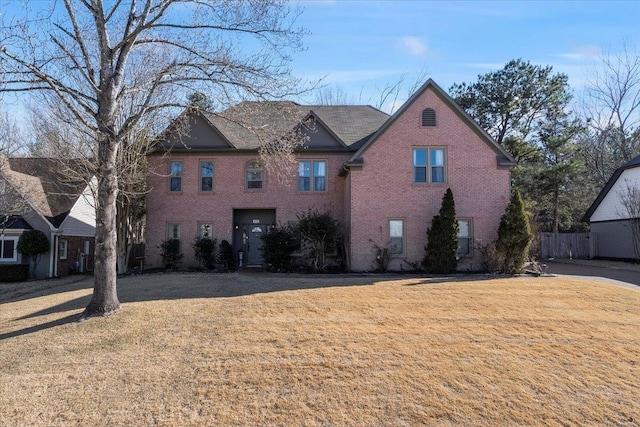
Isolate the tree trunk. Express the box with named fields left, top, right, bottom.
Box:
left=81, top=134, right=121, bottom=319
left=552, top=188, right=560, bottom=234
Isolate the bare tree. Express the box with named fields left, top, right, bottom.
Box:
left=0, top=112, right=30, bottom=232
left=618, top=179, right=640, bottom=261
left=1, top=0, right=306, bottom=318
left=581, top=44, right=640, bottom=185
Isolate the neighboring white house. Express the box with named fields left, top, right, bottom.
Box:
left=583, top=154, right=640, bottom=260
left=0, top=156, right=96, bottom=278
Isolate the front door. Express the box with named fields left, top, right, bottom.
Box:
left=246, top=225, right=265, bottom=265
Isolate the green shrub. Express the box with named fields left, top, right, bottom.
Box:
left=160, top=239, right=183, bottom=269
left=423, top=188, right=459, bottom=274
left=218, top=240, right=236, bottom=271
left=0, top=264, right=29, bottom=282
left=296, top=209, right=341, bottom=272
left=17, top=229, right=49, bottom=278
left=193, top=237, right=216, bottom=269
left=260, top=225, right=299, bottom=272
left=496, top=188, right=533, bottom=274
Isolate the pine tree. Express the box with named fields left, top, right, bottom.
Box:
left=496, top=188, right=533, bottom=273
left=423, top=188, right=459, bottom=273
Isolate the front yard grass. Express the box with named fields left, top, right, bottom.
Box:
left=1, top=273, right=639, bottom=426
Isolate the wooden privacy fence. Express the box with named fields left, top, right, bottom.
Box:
left=540, top=232, right=598, bottom=259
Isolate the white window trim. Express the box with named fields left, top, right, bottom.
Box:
left=59, top=239, right=68, bottom=260
left=0, top=235, right=19, bottom=263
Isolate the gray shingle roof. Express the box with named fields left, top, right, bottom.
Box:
left=309, top=105, right=390, bottom=148
left=203, top=102, right=389, bottom=150
left=5, top=158, right=90, bottom=225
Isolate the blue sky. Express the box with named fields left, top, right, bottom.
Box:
left=292, top=0, right=640, bottom=111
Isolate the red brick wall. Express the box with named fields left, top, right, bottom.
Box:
left=349, top=87, right=511, bottom=271
left=145, top=152, right=351, bottom=268
left=57, top=235, right=94, bottom=276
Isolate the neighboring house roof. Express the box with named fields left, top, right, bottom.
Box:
left=583, top=154, right=640, bottom=222
left=3, top=157, right=92, bottom=228
left=159, top=102, right=390, bottom=151
left=345, top=79, right=517, bottom=168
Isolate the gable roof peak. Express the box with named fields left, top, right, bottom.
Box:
left=345, top=78, right=516, bottom=167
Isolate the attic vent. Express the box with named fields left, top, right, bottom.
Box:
left=421, top=108, right=436, bottom=127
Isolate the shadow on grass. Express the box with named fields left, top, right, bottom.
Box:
left=2, top=271, right=508, bottom=341
left=0, top=313, right=80, bottom=341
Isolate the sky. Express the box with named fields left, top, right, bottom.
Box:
left=291, top=0, right=640, bottom=112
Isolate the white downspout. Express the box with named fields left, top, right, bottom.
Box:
left=49, top=230, right=59, bottom=278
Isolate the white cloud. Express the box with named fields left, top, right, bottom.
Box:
left=557, top=45, right=602, bottom=62
left=397, top=36, right=427, bottom=57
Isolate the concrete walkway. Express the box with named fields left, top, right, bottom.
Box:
left=544, top=259, right=640, bottom=289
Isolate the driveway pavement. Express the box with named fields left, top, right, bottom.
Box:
left=544, top=259, right=640, bottom=289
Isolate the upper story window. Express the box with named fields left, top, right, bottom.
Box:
left=422, top=108, right=436, bottom=127
left=246, top=161, right=264, bottom=189
left=200, top=161, right=214, bottom=192
left=413, top=148, right=446, bottom=184
left=298, top=160, right=326, bottom=192
left=169, top=161, right=183, bottom=192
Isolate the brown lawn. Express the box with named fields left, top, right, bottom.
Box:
left=1, top=272, right=639, bottom=426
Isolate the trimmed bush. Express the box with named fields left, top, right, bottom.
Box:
left=0, top=264, right=29, bottom=282
left=17, top=229, right=49, bottom=278
left=193, top=237, right=217, bottom=269
left=496, top=188, right=533, bottom=274
left=159, top=239, right=183, bottom=269
left=218, top=240, right=236, bottom=271
left=423, top=188, right=459, bottom=274
left=261, top=225, right=299, bottom=272
left=296, top=209, right=341, bottom=272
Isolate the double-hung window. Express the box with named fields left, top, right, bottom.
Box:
left=389, top=219, right=405, bottom=256
left=413, top=148, right=445, bottom=184
left=0, top=236, right=18, bottom=262
left=198, top=222, right=213, bottom=238
left=457, top=219, right=472, bottom=256
left=59, top=239, right=68, bottom=260
left=200, top=161, right=213, bottom=192
left=167, top=223, right=181, bottom=241
left=246, top=161, right=264, bottom=189
left=169, top=161, right=183, bottom=192
left=298, top=160, right=326, bottom=192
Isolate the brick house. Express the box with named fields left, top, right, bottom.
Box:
left=0, top=156, right=96, bottom=277
left=145, top=79, right=515, bottom=271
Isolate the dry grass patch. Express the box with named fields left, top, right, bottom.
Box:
left=1, top=273, right=639, bottom=426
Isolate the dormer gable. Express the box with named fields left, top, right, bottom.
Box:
left=161, top=109, right=235, bottom=150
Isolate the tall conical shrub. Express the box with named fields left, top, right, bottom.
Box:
left=423, top=188, right=459, bottom=273
left=496, top=188, right=533, bottom=273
